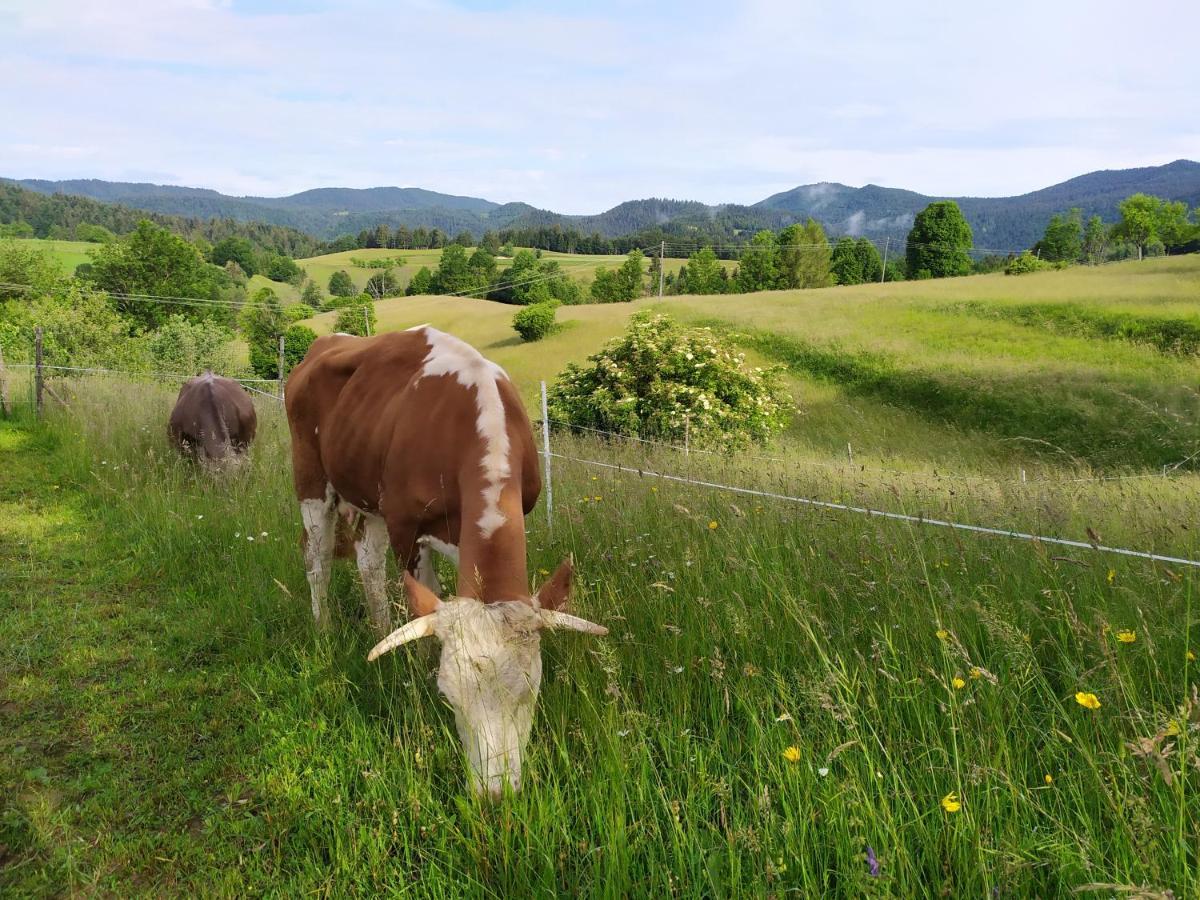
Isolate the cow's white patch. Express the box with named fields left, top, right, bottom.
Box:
left=415, top=327, right=512, bottom=539
left=433, top=599, right=542, bottom=797
left=355, top=513, right=391, bottom=634
left=300, top=482, right=337, bottom=628
left=415, top=542, right=440, bottom=595
left=333, top=331, right=354, bottom=336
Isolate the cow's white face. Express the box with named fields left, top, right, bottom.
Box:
left=434, top=599, right=543, bottom=797
left=368, top=563, right=606, bottom=798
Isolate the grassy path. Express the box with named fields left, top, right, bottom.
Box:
left=0, top=418, right=268, bottom=895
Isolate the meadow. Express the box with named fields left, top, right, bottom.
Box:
left=2, top=256, right=1199, bottom=896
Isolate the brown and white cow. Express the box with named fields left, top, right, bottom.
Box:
left=168, top=372, right=257, bottom=463
left=285, top=326, right=606, bottom=797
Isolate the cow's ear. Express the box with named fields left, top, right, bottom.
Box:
left=535, top=557, right=573, bottom=611
left=404, top=571, right=441, bottom=618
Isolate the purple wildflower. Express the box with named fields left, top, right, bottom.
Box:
left=865, top=845, right=880, bottom=877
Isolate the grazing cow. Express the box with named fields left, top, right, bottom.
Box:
left=168, top=372, right=257, bottom=463
left=285, top=327, right=607, bottom=796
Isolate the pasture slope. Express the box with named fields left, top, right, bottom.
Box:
left=1, top=257, right=1198, bottom=896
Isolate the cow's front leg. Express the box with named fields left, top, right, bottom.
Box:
left=300, top=483, right=338, bottom=629
left=355, top=513, right=392, bottom=636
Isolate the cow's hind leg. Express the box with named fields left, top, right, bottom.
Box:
left=355, top=513, right=392, bottom=636
left=300, top=483, right=338, bottom=629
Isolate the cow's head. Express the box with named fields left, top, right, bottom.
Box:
left=367, top=559, right=606, bottom=798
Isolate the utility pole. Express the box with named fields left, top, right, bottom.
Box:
left=363, top=305, right=371, bottom=336
left=658, top=241, right=666, bottom=298
left=879, top=237, right=889, bottom=283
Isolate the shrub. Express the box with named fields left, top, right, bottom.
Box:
left=76, top=223, right=115, bottom=243
left=512, top=301, right=559, bottom=342
left=282, top=325, right=317, bottom=374
left=148, top=315, right=239, bottom=375
left=548, top=312, right=790, bottom=448
left=333, top=299, right=377, bottom=336
left=1004, top=251, right=1050, bottom=275
left=284, top=303, right=312, bottom=324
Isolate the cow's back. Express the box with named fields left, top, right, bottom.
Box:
left=285, top=329, right=540, bottom=532
left=169, top=373, right=257, bottom=460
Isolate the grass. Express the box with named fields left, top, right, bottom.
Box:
left=1, top=380, right=1197, bottom=896
left=13, top=239, right=96, bottom=275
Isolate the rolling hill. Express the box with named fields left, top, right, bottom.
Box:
left=7, top=160, right=1200, bottom=250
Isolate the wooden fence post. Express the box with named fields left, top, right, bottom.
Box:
left=540, top=380, right=553, bottom=530
left=277, top=334, right=286, bottom=401
left=0, top=342, right=10, bottom=418
left=35, top=326, right=44, bottom=419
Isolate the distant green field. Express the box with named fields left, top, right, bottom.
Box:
left=294, top=247, right=689, bottom=296
left=302, top=255, right=1200, bottom=479
left=13, top=238, right=95, bottom=274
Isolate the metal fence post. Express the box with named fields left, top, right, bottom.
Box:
left=35, top=326, right=44, bottom=419
left=540, top=380, right=553, bottom=530
left=277, top=334, right=286, bottom=401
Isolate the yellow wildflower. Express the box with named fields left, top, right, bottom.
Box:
left=594, top=495, right=602, bottom=502
left=1187, top=650, right=1195, bottom=662
left=1106, top=569, right=1116, bottom=584
left=1115, top=630, right=1136, bottom=644
left=782, top=746, right=801, bottom=763
left=941, top=792, right=961, bottom=813
left=708, top=520, right=718, bottom=530
left=951, top=677, right=966, bottom=690
left=1044, top=774, right=1053, bottom=785
left=1075, top=692, right=1101, bottom=710
left=936, top=629, right=949, bottom=641
left=969, top=667, right=982, bottom=680
left=538, top=568, right=550, bottom=576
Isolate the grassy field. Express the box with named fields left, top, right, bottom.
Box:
left=301, top=255, right=1200, bottom=479
left=292, top=247, right=688, bottom=296
left=13, top=239, right=96, bottom=275
left=3, top=255, right=1199, bottom=895
left=1, top=376, right=1196, bottom=896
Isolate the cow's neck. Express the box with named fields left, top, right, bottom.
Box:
left=455, top=491, right=530, bottom=603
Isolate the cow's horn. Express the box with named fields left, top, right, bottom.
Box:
left=538, top=609, right=608, bottom=636
left=367, top=615, right=437, bottom=661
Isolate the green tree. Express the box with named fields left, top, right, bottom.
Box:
left=76, top=223, right=115, bottom=243
left=684, top=247, right=724, bottom=294
left=430, top=244, right=483, bottom=295
left=830, top=237, right=883, bottom=285
left=736, top=230, right=779, bottom=292
left=0, top=238, right=66, bottom=301
left=617, top=249, right=646, bottom=299
left=480, top=230, right=501, bottom=255
left=453, top=230, right=474, bottom=248
left=906, top=201, right=973, bottom=279
left=282, top=325, right=317, bottom=374
left=1112, top=194, right=1160, bottom=260
left=88, top=220, right=229, bottom=329
left=365, top=269, right=402, bottom=300
left=778, top=220, right=832, bottom=288
left=328, top=270, right=355, bottom=297
left=512, top=300, right=559, bottom=342
left=148, top=315, right=238, bottom=375
left=406, top=266, right=433, bottom=295
left=239, top=287, right=288, bottom=378
left=1081, top=216, right=1108, bottom=264
left=1035, top=209, right=1083, bottom=263
left=1155, top=200, right=1192, bottom=251
left=211, top=236, right=259, bottom=277
left=333, top=298, right=377, bottom=337
left=263, top=253, right=303, bottom=284
left=468, top=247, right=498, bottom=285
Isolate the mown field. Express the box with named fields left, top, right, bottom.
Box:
left=2, top=256, right=1199, bottom=896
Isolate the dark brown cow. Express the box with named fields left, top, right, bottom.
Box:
left=284, top=327, right=606, bottom=796
left=168, top=372, right=257, bottom=462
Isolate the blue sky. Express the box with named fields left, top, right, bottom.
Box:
left=2, top=0, right=1196, bottom=213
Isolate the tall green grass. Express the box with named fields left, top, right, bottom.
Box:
left=2, top=380, right=1198, bottom=896
left=945, top=301, right=1200, bottom=356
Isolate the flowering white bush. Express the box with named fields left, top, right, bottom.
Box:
left=548, top=312, right=790, bottom=448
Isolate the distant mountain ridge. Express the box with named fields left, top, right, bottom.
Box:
left=9, top=160, right=1200, bottom=250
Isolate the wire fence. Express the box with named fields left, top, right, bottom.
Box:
left=535, top=383, right=1200, bottom=570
